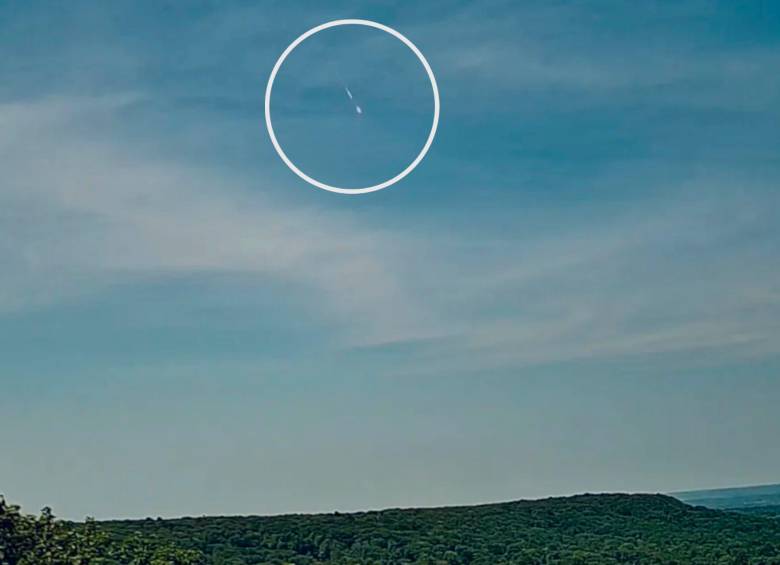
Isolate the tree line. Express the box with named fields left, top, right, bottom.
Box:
left=4, top=492, right=780, bottom=564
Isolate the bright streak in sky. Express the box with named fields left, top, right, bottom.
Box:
left=345, top=85, right=362, bottom=115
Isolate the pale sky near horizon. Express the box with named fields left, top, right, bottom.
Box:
left=1, top=0, right=779, bottom=520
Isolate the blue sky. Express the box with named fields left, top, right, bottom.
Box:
left=1, top=0, right=779, bottom=519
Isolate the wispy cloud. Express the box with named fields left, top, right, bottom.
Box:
left=2, top=95, right=777, bottom=371
left=1, top=0, right=778, bottom=372
left=366, top=183, right=780, bottom=373
left=407, top=0, right=780, bottom=115
left=0, top=95, right=445, bottom=347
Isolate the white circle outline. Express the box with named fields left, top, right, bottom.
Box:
left=264, top=19, right=440, bottom=195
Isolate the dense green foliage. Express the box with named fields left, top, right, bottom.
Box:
left=98, top=494, right=780, bottom=564
left=736, top=506, right=780, bottom=519
left=0, top=496, right=203, bottom=565
left=5, top=492, right=780, bottom=564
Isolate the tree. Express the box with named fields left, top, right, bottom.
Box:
left=0, top=496, right=204, bottom=565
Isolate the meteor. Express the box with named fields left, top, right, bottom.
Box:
left=344, top=85, right=363, bottom=115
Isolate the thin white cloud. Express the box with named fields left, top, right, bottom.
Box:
left=1, top=94, right=778, bottom=372
left=401, top=1, right=780, bottom=114
left=0, top=96, right=444, bottom=346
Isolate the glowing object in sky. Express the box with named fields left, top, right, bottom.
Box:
left=344, top=86, right=362, bottom=115
left=265, top=19, right=440, bottom=194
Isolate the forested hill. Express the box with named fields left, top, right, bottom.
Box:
left=98, top=493, right=780, bottom=564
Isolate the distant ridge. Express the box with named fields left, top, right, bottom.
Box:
left=94, top=493, right=780, bottom=563
left=672, top=483, right=780, bottom=509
